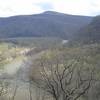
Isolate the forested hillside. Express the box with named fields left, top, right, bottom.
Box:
left=0, top=11, right=92, bottom=39
left=71, top=15, right=100, bottom=44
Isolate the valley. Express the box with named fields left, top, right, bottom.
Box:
left=0, top=37, right=64, bottom=100
left=0, top=11, right=100, bottom=100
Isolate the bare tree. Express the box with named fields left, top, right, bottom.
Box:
left=29, top=81, right=32, bottom=100
left=30, top=52, right=95, bottom=100
left=12, top=84, right=18, bottom=100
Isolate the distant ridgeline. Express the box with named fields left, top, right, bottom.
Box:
left=71, top=15, right=100, bottom=44
left=0, top=11, right=92, bottom=39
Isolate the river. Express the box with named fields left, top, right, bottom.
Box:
left=0, top=51, right=47, bottom=100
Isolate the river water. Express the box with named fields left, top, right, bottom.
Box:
left=0, top=49, right=53, bottom=100
left=0, top=53, right=46, bottom=100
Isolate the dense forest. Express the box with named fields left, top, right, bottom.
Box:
left=71, top=15, right=100, bottom=44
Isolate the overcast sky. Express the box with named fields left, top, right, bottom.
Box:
left=0, top=0, right=100, bottom=17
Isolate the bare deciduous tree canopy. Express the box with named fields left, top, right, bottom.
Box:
left=30, top=51, right=95, bottom=100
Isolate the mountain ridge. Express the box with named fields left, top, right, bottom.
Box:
left=0, top=11, right=92, bottom=39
